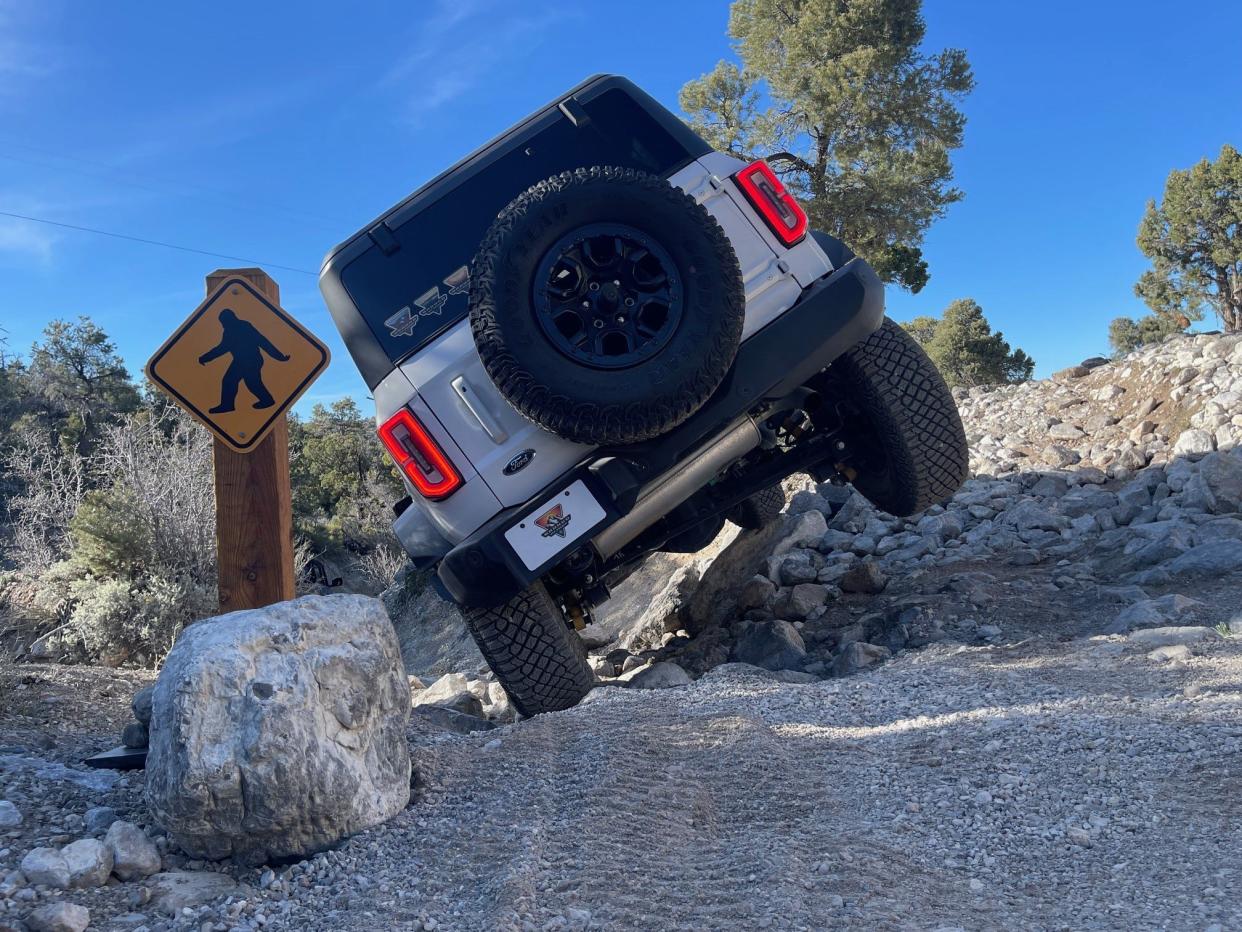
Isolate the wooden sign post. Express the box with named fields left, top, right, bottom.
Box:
left=206, top=269, right=294, bottom=612
left=145, top=267, right=330, bottom=612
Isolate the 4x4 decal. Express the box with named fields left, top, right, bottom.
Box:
left=384, top=266, right=471, bottom=338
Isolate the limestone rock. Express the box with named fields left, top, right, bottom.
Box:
left=774, top=583, right=830, bottom=620
left=104, top=821, right=161, bottom=881
left=131, top=685, right=154, bottom=726
left=19, top=847, right=70, bottom=889
left=121, top=722, right=148, bottom=749
left=25, top=903, right=90, bottom=932
left=623, top=662, right=693, bottom=689
left=833, top=642, right=892, bottom=676
left=61, top=838, right=112, bottom=888
left=82, top=807, right=117, bottom=835
left=147, top=870, right=239, bottom=916
left=1127, top=626, right=1218, bottom=648
left=145, top=594, right=411, bottom=864
left=1172, top=429, right=1214, bottom=457
left=0, top=800, right=22, bottom=829
left=380, top=567, right=482, bottom=677
left=839, top=562, right=888, bottom=595
left=410, top=673, right=484, bottom=718
left=731, top=620, right=807, bottom=671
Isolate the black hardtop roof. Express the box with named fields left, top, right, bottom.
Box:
left=319, top=74, right=706, bottom=272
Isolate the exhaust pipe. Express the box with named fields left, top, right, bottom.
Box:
left=593, top=418, right=762, bottom=559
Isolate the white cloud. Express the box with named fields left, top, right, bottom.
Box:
left=381, top=0, right=575, bottom=124
left=0, top=1, right=57, bottom=96
left=0, top=215, right=55, bottom=263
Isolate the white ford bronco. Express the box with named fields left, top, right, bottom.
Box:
left=320, top=75, right=967, bottom=716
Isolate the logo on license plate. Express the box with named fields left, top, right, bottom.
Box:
left=534, top=504, right=571, bottom=538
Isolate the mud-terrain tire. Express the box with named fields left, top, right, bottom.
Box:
left=832, top=318, right=968, bottom=516
left=470, top=167, right=745, bottom=445
left=727, top=484, right=786, bottom=531
left=462, top=583, right=595, bottom=717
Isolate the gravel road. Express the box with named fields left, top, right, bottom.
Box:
left=250, top=628, right=1241, bottom=932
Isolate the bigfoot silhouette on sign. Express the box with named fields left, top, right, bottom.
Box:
left=197, top=308, right=290, bottom=414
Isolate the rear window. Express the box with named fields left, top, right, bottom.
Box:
left=340, top=88, right=699, bottom=366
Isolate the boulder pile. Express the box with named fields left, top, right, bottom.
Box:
left=593, top=330, right=1242, bottom=682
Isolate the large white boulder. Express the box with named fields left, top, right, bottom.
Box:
left=145, top=595, right=411, bottom=864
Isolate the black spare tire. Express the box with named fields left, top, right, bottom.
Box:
left=469, top=167, right=745, bottom=445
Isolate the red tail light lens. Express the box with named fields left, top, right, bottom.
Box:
left=377, top=409, right=462, bottom=501
left=732, top=160, right=808, bottom=247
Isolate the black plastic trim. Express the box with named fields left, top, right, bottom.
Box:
left=436, top=250, right=885, bottom=609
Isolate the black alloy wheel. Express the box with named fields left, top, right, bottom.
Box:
left=534, top=223, right=684, bottom=370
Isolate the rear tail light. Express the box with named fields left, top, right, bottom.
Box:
left=732, top=160, right=808, bottom=247
left=377, top=408, right=462, bottom=501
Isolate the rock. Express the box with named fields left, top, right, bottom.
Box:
left=623, top=662, right=693, bottom=689
left=380, top=567, right=483, bottom=677
left=145, top=594, right=411, bottom=864
left=410, top=673, right=484, bottom=718
left=61, top=838, right=112, bottom=888
left=120, top=722, right=148, bottom=749
left=82, top=807, right=117, bottom=835
left=774, top=583, right=830, bottom=620
left=775, top=550, right=821, bottom=585
left=146, top=871, right=239, bottom=916
left=1104, top=600, right=1166, bottom=634
left=1048, top=422, right=1085, bottom=441
left=104, top=821, right=161, bottom=881
left=772, top=510, right=828, bottom=555
left=411, top=705, right=496, bottom=734
left=1196, top=452, right=1242, bottom=513
left=19, top=847, right=70, bottom=889
left=1172, top=429, right=1214, bottom=457
left=839, top=562, right=888, bottom=595
left=24, top=903, right=90, bottom=932
left=736, top=575, right=776, bottom=611
left=1003, top=500, right=1064, bottom=531
left=833, top=642, right=891, bottom=676
left=1053, top=365, right=1089, bottom=380
left=1161, top=541, right=1242, bottom=579
left=0, top=800, right=22, bottom=829
left=1127, top=626, right=1218, bottom=648
left=731, top=620, right=807, bottom=671
left=1148, top=644, right=1191, bottom=662
left=131, top=685, right=154, bottom=726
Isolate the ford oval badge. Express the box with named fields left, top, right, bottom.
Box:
left=503, top=449, right=535, bottom=476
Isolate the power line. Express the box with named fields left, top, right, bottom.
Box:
left=0, top=209, right=318, bottom=276
left=0, top=140, right=353, bottom=228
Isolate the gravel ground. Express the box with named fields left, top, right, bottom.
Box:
left=304, top=632, right=1242, bottom=932
left=4, top=628, right=1225, bottom=932
left=3, top=621, right=1242, bottom=931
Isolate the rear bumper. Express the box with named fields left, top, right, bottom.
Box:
left=437, top=250, right=885, bottom=609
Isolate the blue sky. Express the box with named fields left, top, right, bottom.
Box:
left=1, top=0, right=1240, bottom=413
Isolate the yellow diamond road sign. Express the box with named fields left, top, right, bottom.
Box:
left=146, top=277, right=329, bottom=453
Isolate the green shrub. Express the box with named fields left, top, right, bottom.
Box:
left=69, top=486, right=153, bottom=577
left=65, top=573, right=215, bottom=665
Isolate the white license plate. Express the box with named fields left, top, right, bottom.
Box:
left=503, top=480, right=606, bottom=571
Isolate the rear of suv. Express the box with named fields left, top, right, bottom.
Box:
left=320, top=75, right=968, bottom=716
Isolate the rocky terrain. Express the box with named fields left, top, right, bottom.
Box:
left=3, top=330, right=1242, bottom=931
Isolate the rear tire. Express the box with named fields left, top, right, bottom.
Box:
left=462, top=583, right=595, bottom=716
left=727, top=484, right=786, bottom=531
left=832, top=319, right=968, bottom=516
